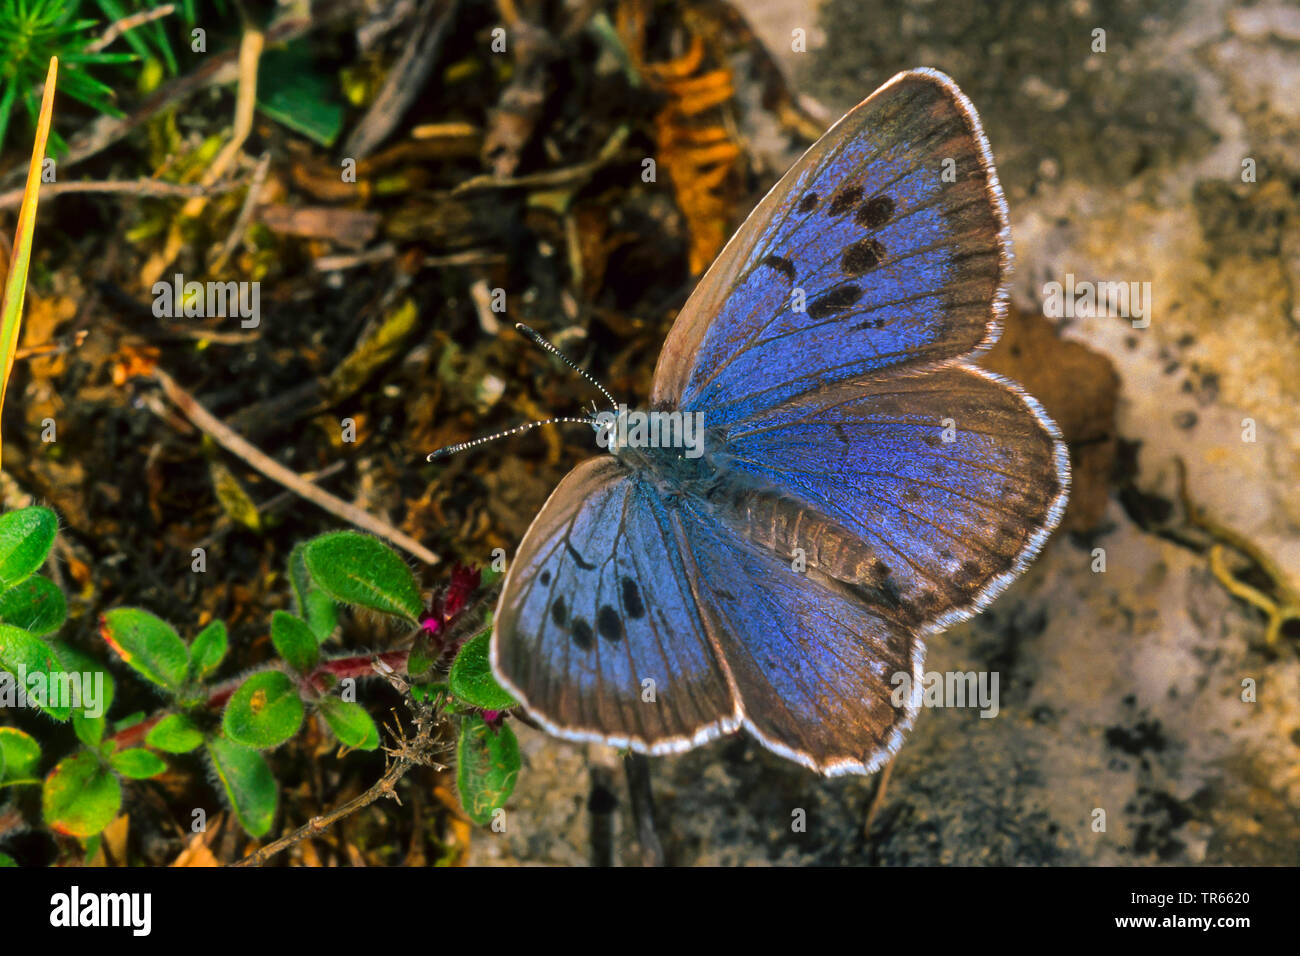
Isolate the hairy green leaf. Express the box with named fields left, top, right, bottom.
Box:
left=0, top=506, right=57, bottom=590
left=456, top=715, right=520, bottom=827
left=207, top=737, right=277, bottom=838
left=42, top=750, right=121, bottom=837
left=100, top=608, right=188, bottom=692
left=449, top=629, right=516, bottom=711
left=0, top=575, right=66, bottom=634
left=318, top=696, right=379, bottom=750
left=0, top=623, right=69, bottom=720
left=145, top=714, right=204, bottom=754
left=188, top=619, right=228, bottom=681
left=271, top=611, right=319, bottom=674
left=222, top=670, right=304, bottom=749
left=110, top=748, right=167, bottom=780
left=0, top=726, right=40, bottom=782
left=303, top=532, right=422, bottom=622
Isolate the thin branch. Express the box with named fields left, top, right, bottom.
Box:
left=0, top=177, right=243, bottom=211
left=88, top=4, right=176, bottom=53
left=152, top=367, right=440, bottom=566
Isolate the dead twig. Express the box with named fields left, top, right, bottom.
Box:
left=0, top=177, right=243, bottom=211
left=152, top=366, right=441, bottom=566
left=342, top=0, right=461, bottom=160
left=87, top=4, right=176, bottom=53
left=210, top=152, right=271, bottom=273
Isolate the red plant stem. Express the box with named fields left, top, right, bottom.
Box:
left=105, top=649, right=412, bottom=750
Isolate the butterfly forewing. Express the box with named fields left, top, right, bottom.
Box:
left=491, top=458, right=740, bottom=752
left=651, top=69, right=1010, bottom=425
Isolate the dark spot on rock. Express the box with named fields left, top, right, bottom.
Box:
left=855, top=194, right=894, bottom=228
left=828, top=185, right=864, bottom=216
left=796, top=192, right=819, bottom=214
left=760, top=254, right=796, bottom=281
left=808, top=284, right=863, bottom=319
left=1106, top=720, right=1167, bottom=755
left=571, top=617, right=594, bottom=650
left=551, top=597, right=567, bottom=627
left=596, top=605, right=623, bottom=643
left=842, top=237, right=884, bottom=275
left=621, top=577, right=645, bottom=619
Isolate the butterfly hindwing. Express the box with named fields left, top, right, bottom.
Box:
left=491, top=457, right=740, bottom=752
left=651, top=69, right=1010, bottom=425
left=675, top=495, right=922, bottom=774
left=721, top=364, right=1068, bottom=631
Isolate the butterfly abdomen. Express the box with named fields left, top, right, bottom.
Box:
left=714, top=481, right=899, bottom=603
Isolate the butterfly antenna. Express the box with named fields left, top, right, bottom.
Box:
left=515, top=323, right=618, bottom=413
left=426, top=416, right=599, bottom=461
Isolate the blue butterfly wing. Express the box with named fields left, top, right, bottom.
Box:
left=491, top=458, right=740, bottom=752
left=651, top=69, right=1010, bottom=426
left=673, top=495, right=923, bottom=775
left=720, top=365, right=1068, bottom=633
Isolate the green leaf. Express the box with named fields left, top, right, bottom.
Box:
left=319, top=696, right=379, bottom=750
left=100, top=609, right=189, bottom=692
left=271, top=611, right=319, bottom=674
left=47, top=640, right=115, bottom=721
left=222, top=670, right=304, bottom=749
left=303, top=532, right=422, bottom=622
left=0, top=623, right=70, bottom=720
left=145, top=714, right=204, bottom=754
left=449, top=629, right=517, bottom=711
left=256, top=44, right=345, bottom=148
left=0, top=852, right=14, bottom=866
left=188, top=620, right=228, bottom=681
left=0, top=575, right=66, bottom=634
left=0, top=727, right=28, bottom=781
left=110, top=748, right=167, bottom=780
left=42, top=750, right=122, bottom=838
left=73, top=711, right=106, bottom=748
left=290, top=543, right=339, bottom=642
left=0, top=507, right=57, bottom=590
left=207, top=737, right=277, bottom=837
left=456, top=715, right=521, bottom=826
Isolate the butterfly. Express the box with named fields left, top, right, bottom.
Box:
left=484, top=68, right=1069, bottom=776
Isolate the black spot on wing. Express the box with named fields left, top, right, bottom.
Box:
left=551, top=597, right=567, bottom=627
left=621, top=577, right=645, bottom=619
left=564, top=541, right=595, bottom=570
left=539, top=570, right=551, bottom=586
left=828, top=185, right=864, bottom=216
left=796, top=192, right=818, bottom=214
left=596, top=605, right=623, bottom=643
left=571, top=617, right=595, bottom=650
left=842, top=237, right=884, bottom=276
left=760, top=254, right=796, bottom=282
left=855, top=194, right=895, bottom=228
left=808, top=284, right=864, bottom=319
left=850, top=317, right=886, bottom=331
